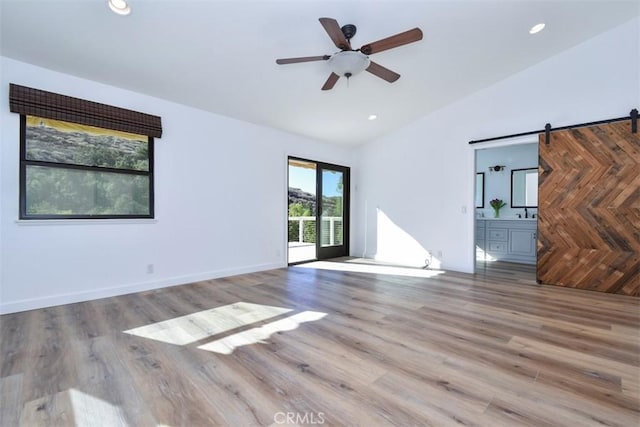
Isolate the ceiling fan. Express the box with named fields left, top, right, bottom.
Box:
left=276, top=17, right=423, bottom=90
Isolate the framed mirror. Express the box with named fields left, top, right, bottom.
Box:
left=475, top=172, right=485, bottom=208
left=511, top=168, right=538, bottom=207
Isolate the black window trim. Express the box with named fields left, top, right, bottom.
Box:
left=19, top=115, right=155, bottom=220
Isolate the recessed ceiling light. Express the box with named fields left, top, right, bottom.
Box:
left=368, top=114, right=377, bottom=121
left=108, top=0, right=131, bottom=16
left=529, top=23, right=545, bottom=35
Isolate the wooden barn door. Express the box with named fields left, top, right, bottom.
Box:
left=537, top=121, right=640, bottom=296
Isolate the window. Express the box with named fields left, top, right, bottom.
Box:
left=9, top=83, right=162, bottom=220
left=20, top=115, right=154, bottom=219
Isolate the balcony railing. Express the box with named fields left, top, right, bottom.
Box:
left=288, top=216, right=343, bottom=246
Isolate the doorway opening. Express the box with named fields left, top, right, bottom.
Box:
left=473, top=140, right=538, bottom=284
left=287, top=157, right=350, bottom=265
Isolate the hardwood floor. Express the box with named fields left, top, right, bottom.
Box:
left=1, top=259, right=638, bottom=426
left=475, top=260, right=537, bottom=285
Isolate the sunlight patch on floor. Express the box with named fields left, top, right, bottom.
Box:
left=21, top=389, right=128, bottom=426
left=476, top=246, right=497, bottom=262
left=297, top=260, right=445, bottom=278
left=198, top=311, right=327, bottom=355
left=123, top=302, right=293, bottom=346
left=69, top=389, right=128, bottom=427
left=122, top=302, right=328, bottom=356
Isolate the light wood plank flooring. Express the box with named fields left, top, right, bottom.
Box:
left=1, top=259, right=638, bottom=426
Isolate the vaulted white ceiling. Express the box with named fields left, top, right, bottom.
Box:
left=1, top=0, right=638, bottom=145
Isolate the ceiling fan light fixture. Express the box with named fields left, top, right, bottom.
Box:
left=529, top=23, right=545, bottom=34
left=108, top=0, right=131, bottom=16
left=328, top=51, right=371, bottom=78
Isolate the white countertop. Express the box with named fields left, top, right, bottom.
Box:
left=477, top=217, right=537, bottom=221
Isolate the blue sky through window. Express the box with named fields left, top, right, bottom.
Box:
left=322, top=170, right=342, bottom=197
left=289, top=164, right=316, bottom=194
left=289, top=165, right=342, bottom=197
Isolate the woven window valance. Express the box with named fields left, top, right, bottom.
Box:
left=9, top=83, right=162, bottom=138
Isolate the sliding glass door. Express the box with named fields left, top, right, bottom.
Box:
left=287, top=157, right=349, bottom=264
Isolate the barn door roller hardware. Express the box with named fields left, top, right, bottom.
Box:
left=468, top=107, right=639, bottom=145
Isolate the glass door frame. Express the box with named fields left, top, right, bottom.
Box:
left=316, top=162, right=350, bottom=260
left=287, top=156, right=350, bottom=264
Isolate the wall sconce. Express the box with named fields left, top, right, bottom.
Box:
left=489, top=165, right=506, bottom=172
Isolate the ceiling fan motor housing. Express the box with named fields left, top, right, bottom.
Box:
left=341, top=24, right=357, bottom=41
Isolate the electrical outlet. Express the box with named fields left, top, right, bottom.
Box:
left=146, top=264, right=154, bottom=274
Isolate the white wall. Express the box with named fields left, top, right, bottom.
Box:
left=476, top=143, right=538, bottom=218
left=0, top=57, right=354, bottom=314
left=353, top=17, right=640, bottom=273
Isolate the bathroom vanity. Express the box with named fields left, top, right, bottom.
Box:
left=476, top=218, right=537, bottom=264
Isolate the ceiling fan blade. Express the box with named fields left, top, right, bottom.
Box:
left=366, top=61, right=400, bottom=83
left=321, top=73, right=340, bottom=91
left=276, top=55, right=330, bottom=65
left=360, top=28, right=423, bottom=55
left=319, top=17, right=351, bottom=50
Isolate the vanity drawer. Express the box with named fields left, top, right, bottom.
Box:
left=488, top=228, right=507, bottom=241
left=488, top=241, right=507, bottom=253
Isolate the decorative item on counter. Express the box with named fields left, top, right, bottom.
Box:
left=490, top=198, right=507, bottom=218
